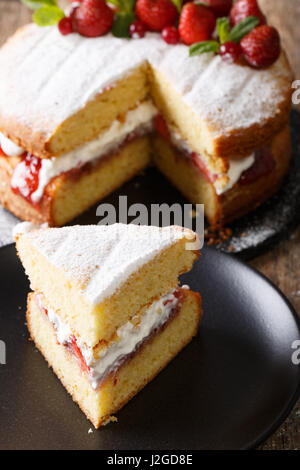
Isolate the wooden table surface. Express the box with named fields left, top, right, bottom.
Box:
left=0, top=0, right=299, bottom=450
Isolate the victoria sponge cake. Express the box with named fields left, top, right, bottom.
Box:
left=16, top=223, right=202, bottom=427
left=0, top=0, right=293, bottom=226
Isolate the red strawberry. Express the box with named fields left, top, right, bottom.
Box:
left=220, top=41, right=242, bottom=63
left=179, top=3, right=216, bottom=46
left=135, top=0, right=178, bottom=32
left=240, top=25, right=280, bottom=68
left=129, top=20, right=147, bottom=39
left=205, top=0, right=233, bottom=18
left=230, top=0, right=266, bottom=27
left=73, top=0, right=114, bottom=38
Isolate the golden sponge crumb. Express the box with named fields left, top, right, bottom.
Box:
left=153, top=135, right=220, bottom=225
left=27, top=290, right=201, bottom=428
left=48, top=65, right=149, bottom=157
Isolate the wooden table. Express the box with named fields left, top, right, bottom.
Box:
left=0, top=0, right=299, bottom=450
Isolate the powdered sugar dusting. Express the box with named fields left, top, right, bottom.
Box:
left=22, top=223, right=190, bottom=305
left=0, top=24, right=291, bottom=146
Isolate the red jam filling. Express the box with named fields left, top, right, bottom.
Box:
left=154, top=114, right=171, bottom=141
left=0, top=145, right=7, bottom=157
left=239, top=147, right=275, bottom=185
left=68, top=335, right=90, bottom=374
left=11, top=153, right=42, bottom=204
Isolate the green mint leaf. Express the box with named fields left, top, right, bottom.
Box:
left=217, top=17, right=230, bottom=44
left=112, top=12, right=135, bottom=38
left=189, top=41, right=220, bottom=57
left=170, top=0, right=182, bottom=12
left=21, top=0, right=57, bottom=10
left=228, top=16, right=260, bottom=43
left=108, top=0, right=135, bottom=13
left=33, top=5, right=64, bottom=27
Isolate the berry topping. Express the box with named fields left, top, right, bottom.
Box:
left=72, top=0, right=114, bottom=38
left=161, top=26, right=180, bottom=44
left=58, top=17, right=74, bottom=36
left=204, top=0, right=233, bottom=18
left=219, top=41, right=242, bottom=63
left=240, top=25, right=281, bottom=68
left=239, top=147, right=275, bottom=185
left=230, top=0, right=266, bottom=27
left=135, top=0, right=178, bottom=32
left=179, top=3, right=216, bottom=46
left=129, top=20, right=147, bottom=39
left=11, top=154, right=42, bottom=204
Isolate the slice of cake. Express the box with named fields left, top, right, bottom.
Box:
left=16, top=223, right=202, bottom=427
left=0, top=3, right=293, bottom=227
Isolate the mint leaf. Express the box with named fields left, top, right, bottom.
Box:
left=171, top=0, right=182, bottom=12
left=112, top=12, right=135, bottom=38
left=33, top=5, right=64, bottom=27
left=228, top=16, right=260, bottom=43
left=217, top=17, right=230, bottom=44
left=21, top=0, right=57, bottom=10
left=108, top=0, right=135, bottom=13
left=189, top=41, right=220, bottom=57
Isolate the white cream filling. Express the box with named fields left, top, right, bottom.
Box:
left=4, top=99, right=254, bottom=199
left=0, top=132, right=24, bottom=156
left=215, top=155, right=255, bottom=195
left=169, top=127, right=255, bottom=195
left=37, top=288, right=185, bottom=390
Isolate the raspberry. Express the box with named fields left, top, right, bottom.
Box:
left=73, top=0, right=114, bottom=38
left=161, top=26, right=180, bottom=44
left=205, top=0, right=233, bottom=18
left=129, top=20, right=147, bottom=39
left=135, top=0, right=178, bottom=32
left=219, top=41, right=242, bottom=63
left=58, top=17, right=74, bottom=36
left=179, top=3, right=216, bottom=46
left=240, top=25, right=281, bottom=68
left=230, top=0, right=266, bottom=27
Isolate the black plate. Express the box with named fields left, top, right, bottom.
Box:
left=0, top=243, right=299, bottom=450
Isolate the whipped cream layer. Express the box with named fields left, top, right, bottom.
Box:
left=169, top=126, right=255, bottom=195
left=36, top=288, right=186, bottom=390
left=0, top=131, right=24, bottom=156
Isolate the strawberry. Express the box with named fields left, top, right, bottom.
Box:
left=72, top=0, right=114, bottom=38
left=230, top=0, right=266, bottom=27
left=135, top=0, right=178, bottom=32
left=240, top=25, right=281, bottom=68
left=205, top=0, right=233, bottom=18
left=219, top=41, right=242, bottom=63
left=179, top=3, right=216, bottom=46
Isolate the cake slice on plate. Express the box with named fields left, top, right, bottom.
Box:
left=16, top=223, right=202, bottom=428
